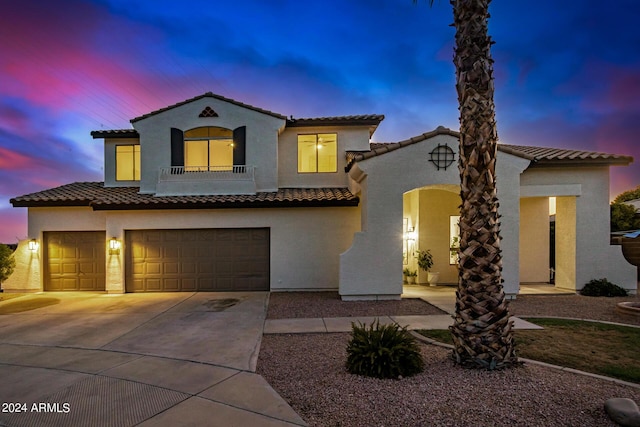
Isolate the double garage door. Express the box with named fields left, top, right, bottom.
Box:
left=44, top=229, right=269, bottom=292
left=125, top=228, right=270, bottom=292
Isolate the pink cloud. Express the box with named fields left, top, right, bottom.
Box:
left=0, top=147, right=39, bottom=170
left=0, top=0, right=182, bottom=122
left=0, top=207, right=27, bottom=244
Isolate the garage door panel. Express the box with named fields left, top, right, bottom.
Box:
left=125, top=228, right=269, bottom=292
left=199, top=263, right=215, bottom=274
left=182, top=262, right=197, bottom=274
left=196, top=278, right=215, bottom=291
left=163, top=262, right=179, bottom=275
left=145, top=278, right=162, bottom=291
left=182, top=279, right=198, bottom=291
left=145, top=246, right=162, bottom=258
left=215, top=262, right=232, bottom=275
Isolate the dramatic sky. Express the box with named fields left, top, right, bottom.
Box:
left=1, top=0, right=639, bottom=243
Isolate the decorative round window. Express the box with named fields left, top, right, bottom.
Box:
left=429, top=144, right=456, bottom=170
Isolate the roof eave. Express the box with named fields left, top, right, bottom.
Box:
left=10, top=199, right=93, bottom=208
left=91, top=198, right=360, bottom=210
left=528, top=159, right=634, bottom=168
left=90, top=130, right=140, bottom=139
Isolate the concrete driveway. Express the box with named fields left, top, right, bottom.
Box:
left=0, top=292, right=305, bottom=427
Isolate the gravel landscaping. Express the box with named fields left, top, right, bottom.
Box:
left=509, top=294, right=640, bottom=326
left=258, top=291, right=640, bottom=427
left=267, top=291, right=445, bottom=319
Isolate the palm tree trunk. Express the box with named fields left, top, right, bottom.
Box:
left=449, top=0, right=518, bottom=369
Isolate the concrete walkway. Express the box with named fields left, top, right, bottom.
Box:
left=0, top=292, right=305, bottom=427
left=265, top=285, right=543, bottom=334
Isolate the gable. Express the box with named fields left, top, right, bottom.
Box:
left=130, top=92, right=286, bottom=123
left=346, top=126, right=633, bottom=171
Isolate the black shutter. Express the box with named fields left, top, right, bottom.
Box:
left=233, top=126, right=246, bottom=166
left=170, top=128, right=184, bottom=169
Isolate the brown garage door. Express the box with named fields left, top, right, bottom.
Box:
left=44, top=231, right=106, bottom=291
left=125, top=228, right=270, bottom=292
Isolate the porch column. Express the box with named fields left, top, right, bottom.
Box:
left=555, top=196, right=577, bottom=291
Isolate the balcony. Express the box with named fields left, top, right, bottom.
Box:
left=155, top=165, right=257, bottom=196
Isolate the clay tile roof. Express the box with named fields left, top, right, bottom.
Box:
left=345, top=126, right=633, bottom=170
left=497, top=144, right=633, bottom=166
left=286, top=115, right=384, bottom=127
left=10, top=182, right=359, bottom=210
left=90, top=129, right=140, bottom=139
left=286, top=115, right=384, bottom=137
left=130, top=92, right=287, bottom=123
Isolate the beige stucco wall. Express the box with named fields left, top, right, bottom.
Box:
left=519, top=197, right=550, bottom=283
left=1, top=240, right=41, bottom=292
left=9, top=205, right=359, bottom=293
left=419, top=189, right=460, bottom=284
left=132, top=97, right=285, bottom=195
left=520, top=166, right=636, bottom=291
left=278, top=126, right=371, bottom=188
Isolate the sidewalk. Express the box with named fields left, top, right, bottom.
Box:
left=265, top=286, right=543, bottom=334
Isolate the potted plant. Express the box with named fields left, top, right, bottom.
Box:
left=416, top=249, right=439, bottom=286
left=407, top=270, right=418, bottom=284
left=403, top=268, right=411, bottom=284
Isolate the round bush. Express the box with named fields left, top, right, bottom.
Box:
left=346, top=320, right=424, bottom=379
left=580, top=278, right=628, bottom=297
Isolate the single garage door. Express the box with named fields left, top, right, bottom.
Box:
left=44, top=231, right=106, bottom=291
left=125, top=228, right=270, bottom=292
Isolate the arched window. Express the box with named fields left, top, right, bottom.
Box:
left=184, top=126, right=234, bottom=171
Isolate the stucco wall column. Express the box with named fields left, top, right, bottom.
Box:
left=519, top=198, right=551, bottom=283
left=105, top=221, right=125, bottom=293
left=555, top=196, right=577, bottom=290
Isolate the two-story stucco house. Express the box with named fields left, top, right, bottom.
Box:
left=6, top=92, right=637, bottom=298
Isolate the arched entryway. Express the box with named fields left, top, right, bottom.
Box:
left=403, top=185, right=460, bottom=286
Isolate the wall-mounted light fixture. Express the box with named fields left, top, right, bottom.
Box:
left=109, top=238, right=121, bottom=255
left=28, top=239, right=39, bottom=252
left=404, top=227, right=417, bottom=243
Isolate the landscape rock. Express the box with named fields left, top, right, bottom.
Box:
left=605, top=398, right=640, bottom=427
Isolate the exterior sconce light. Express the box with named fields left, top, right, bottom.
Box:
left=28, top=239, right=39, bottom=252
left=405, top=228, right=417, bottom=242
left=109, top=238, right=121, bottom=255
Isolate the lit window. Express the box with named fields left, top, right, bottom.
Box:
left=116, top=145, right=140, bottom=181
left=297, top=133, right=337, bottom=173
left=184, top=126, right=233, bottom=171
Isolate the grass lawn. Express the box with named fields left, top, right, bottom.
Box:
left=417, top=318, right=640, bottom=384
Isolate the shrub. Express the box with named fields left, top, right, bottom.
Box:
left=0, top=244, right=15, bottom=284
left=416, top=249, right=434, bottom=272
left=346, top=320, right=424, bottom=379
left=580, top=278, right=628, bottom=297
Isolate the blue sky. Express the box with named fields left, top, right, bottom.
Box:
left=1, top=0, right=639, bottom=242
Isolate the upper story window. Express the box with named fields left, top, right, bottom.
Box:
left=184, top=126, right=233, bottom=171
left=297, top=133, right=337, bottom=173
left=116, top=145, right=140, bottom=181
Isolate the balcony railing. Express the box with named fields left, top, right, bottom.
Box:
left=158, top=165, right=255, bottom=182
